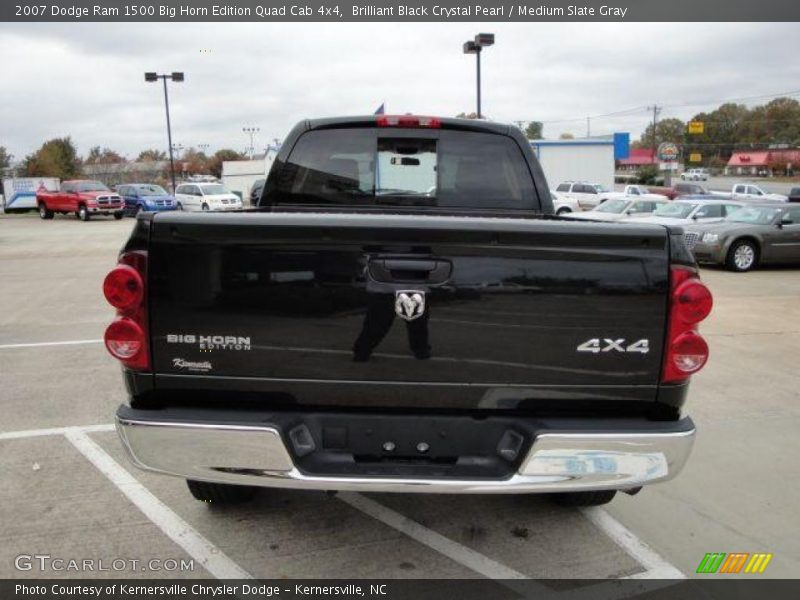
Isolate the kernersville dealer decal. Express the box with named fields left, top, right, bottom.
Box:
left=167, top=334, right=251, bottom=351
left=172, top=358, right=213, bottom=372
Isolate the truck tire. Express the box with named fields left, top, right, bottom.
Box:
left=186, top=480, right=258, bottom=504
left=556, top=207, right=572, bottom=215
left=113, top=211, right=124, bottom=220
left=201, top=203, right=210, bottom=211
left=726, top=239, right=758, bottom=272
left=38, top=203, right=54, bottom=220
left=78, top=205, right=90, bottom=221
left=549, top=490, right=617, bottom=507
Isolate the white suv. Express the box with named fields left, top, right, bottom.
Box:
left=554, top=181, right=613, bottom=210
left=681, top=168, right=708, bottom=181
left=174, top=183, right=243, bottom=211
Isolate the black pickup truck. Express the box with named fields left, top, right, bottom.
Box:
left=104, top=115, right=712, bottom=507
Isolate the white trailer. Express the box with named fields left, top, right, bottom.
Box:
left=1, top=177, right=60, bottom=213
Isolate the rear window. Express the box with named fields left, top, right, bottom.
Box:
left=267, top=128, right=538, bottom=210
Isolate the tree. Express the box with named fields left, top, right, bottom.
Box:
left=207, top=149, right=246, bottom=179
left=559, top=132, right=575, bottom=140
left=180, top=147, right=209, bottom=176
left=24, top=137, right=81, bottom=178
left=640, top=118, right=686, bottom=149
left=85, top=146, right=124, bottom=164
left=0, top=146, right=11, bottom=170
left=137, top=149, right=167, bottom=162
left=524, top=121, right=543, bottom=140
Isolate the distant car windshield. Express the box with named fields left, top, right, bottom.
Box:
left=595, top=199, right=629, bottom=213
left=727, top=206, right=780, bottom=225
left=135, top=185, right=168, bottom=196
left=593, top=184, right=610, bottom=193
left=76, top=181, right=110, bottom=192
left=652, top=202, right=697, bottom=218
left=200, top=184, right=228, bottom=195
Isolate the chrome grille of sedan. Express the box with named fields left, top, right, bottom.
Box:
left=684, top=232, right=700, bottom=250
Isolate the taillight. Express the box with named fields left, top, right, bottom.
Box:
left=103, top=251, right=150, bottom=371
left=376, top=115, right=442, bottom=128
left=103, top=265, right=143, bottom=313
left=662, top=266, right=712, bottom=383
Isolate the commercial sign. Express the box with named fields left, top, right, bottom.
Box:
left=657, top=142, right=680, bottom=165
left=689, top=153, right=702, bottom=163
left=688, top=121, right=705, bottom=134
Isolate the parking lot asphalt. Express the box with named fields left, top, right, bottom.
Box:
left=1, top=213, right=798, bottom=581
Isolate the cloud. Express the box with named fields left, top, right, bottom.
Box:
left=1, top=22, right=798, bottom=160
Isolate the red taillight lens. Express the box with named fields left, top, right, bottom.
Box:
left=669, top=331, right=709, bottom=374
left=674, top=280, right=713, bottom=324
left=103, top=251, right=150, bottom=371
left=662, top=266, right=712, bottom=383
left=105, top=318, right=145, bottom=360
left=376, top=115, right=442, bottom=128
left=103, top=265, right=143, bottom=312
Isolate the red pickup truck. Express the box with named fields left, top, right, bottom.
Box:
left=37, top=180, right=124, bottom=221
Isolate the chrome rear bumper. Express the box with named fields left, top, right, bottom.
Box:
left=115, top=412, right=695, bottom=494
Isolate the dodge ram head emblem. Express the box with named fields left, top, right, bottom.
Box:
left=395, top=291, right=426, bottom=321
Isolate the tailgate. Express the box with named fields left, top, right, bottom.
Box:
left=148, top=212, right=670, bottom=409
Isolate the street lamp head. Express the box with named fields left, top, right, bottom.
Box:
left=463, top=41, right=478, bottom=55
left=171, top=72, right=184, bottom=82
left=475, top=33, right=495, bottom=47
left=144, top=72, right=158, bottom=82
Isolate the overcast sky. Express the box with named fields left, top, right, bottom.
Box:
left=1, top=22, right=799, bottom=161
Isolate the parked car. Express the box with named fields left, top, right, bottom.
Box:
left=788, top=187, right=800, bottom=203
left=712, top=183, right=788, bottom=202
left=553, top=181, right=614, bottom=209
left=106, top=114, right=709, bottom=508
left=36, top=180, right=123, bottom=221
left=174, top=182, right=243, bottom=211
left=116, top=183, right=176, bottom=216
left=250, top=178, right=266, bottom=206
left=550, top=190, right=580, bottom=214
left=569, top=197, right=668, bottom=221
left=601, top=185, right=669, bottom=203
left=632, top=199, right=744, bottom=226
left=686, top=204, right=800, bottom=272
left=673, top=182, right=709, bottom=197
left=681, top=168, right=709, bottom=181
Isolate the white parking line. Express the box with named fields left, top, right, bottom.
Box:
left=581, top=507, right=685, bottom=579
left=338, top=492, right=539, bottom=593
left=64, top=429, right=254, bottom=580
left=0, top=339, right=103, bottom=350
left=0, top=423, right=115, bottom=440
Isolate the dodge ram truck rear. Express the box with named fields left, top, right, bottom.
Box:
left=105, top=116, right=711, bottom=506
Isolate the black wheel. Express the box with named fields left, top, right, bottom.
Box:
left=556, top=207, right=571, bottom=215
left=38, top=203, right=54, bottom=220
left=186, top=480, right=258, bottom=504
left=78, top=205, right=90, bottom=221
left=549, top=490, right=617, bottom=507
left=201, top=203, right=210, bottom=211
left=176, top=202, right=183, bottom=211
left=725, top=239, right=758, bottom=272
left=113, top=211, right=124, bottom=220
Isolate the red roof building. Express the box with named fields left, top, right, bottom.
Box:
left=617, top=148, right=656, bottom=171
left=726, top=150, right=800, bottom=175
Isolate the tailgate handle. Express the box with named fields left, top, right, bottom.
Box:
left=368, top=259, right=452, bottom=284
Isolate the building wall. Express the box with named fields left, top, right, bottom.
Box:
left=532, top=142, right=616, bottom=191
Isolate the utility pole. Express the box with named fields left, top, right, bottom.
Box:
left=243, top=127, right=259, bottom=160
left=648, top=105, right=661, bottom=161
left=514, top=120, right=525, bottom=131
left=586, top=116, right=591, bottom=138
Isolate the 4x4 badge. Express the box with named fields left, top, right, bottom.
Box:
left=395, top=290, right=426, bottom=321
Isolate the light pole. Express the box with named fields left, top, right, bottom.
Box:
left=243, top=127, right=260, bottom=160
left=197, top=144, right=209, bottom=155
left=462, top=33, right=494, bottom=119
left=145, top=71, right=184, bottom=192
